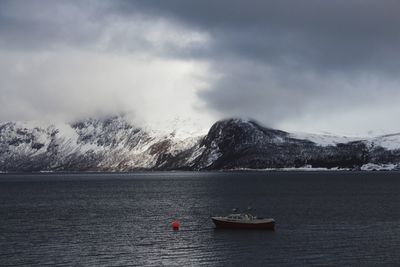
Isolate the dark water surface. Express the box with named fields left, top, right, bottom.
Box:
left=1, top=171, right=400, bottom=266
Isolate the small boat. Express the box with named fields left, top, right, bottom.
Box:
left=212, top=213, right=275, bottom=230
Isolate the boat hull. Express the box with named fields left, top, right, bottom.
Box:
left=212, top=218, right=275, bottom=230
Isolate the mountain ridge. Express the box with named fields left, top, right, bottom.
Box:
left=1, top=116, right=400, bottom=172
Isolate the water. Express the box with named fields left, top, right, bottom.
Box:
left=1, top=171, right=400, bottom=266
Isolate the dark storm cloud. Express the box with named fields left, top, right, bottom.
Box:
left=1, top=0, right=400, bottom=134
left=114, top=0, right=400, bottom=131
left=3, top=0, right=399, bottom=72
left=119, top=0, right=400, bottom=72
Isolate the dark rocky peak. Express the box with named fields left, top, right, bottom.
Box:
left=202, top=118, right=288, bottom=148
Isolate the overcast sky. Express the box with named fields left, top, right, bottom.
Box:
left=1, top=0, right=400, bottom=135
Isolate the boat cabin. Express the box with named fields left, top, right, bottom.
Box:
left=227, top=213, right=255, bottom=220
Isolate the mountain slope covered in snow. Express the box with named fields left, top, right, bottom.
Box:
left=0, top=117, right=202, bottom=171
left=1, top=117, right=400, bottom=172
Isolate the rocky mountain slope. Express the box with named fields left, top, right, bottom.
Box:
left=1, top=117, right=400, bottom=172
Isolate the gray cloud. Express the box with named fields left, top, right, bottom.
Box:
left=0, top=0, right=213, bottom=130
left=1, top=0, right=400, bottom=134
left=127, top=0, right=400, bottom=71
left=0, top=1, right=101, bottom=50
left=122, top=0, right=400, bottom=134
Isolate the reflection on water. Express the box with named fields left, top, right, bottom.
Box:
left=1, top=171, right=400, bottom=266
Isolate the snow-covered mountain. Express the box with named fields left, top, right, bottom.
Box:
left=1, top=117, right=400, bottom=172
left=0, top=116, right=203, bottom=172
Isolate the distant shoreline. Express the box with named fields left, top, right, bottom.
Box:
left=1, top=168, right=399, bottom=175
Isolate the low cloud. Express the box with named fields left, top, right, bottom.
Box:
left=0, top=0, right=214, bottom=129
left=1, top=0, right=400, bottom=135
left=131, top=0, right=400, bottom=134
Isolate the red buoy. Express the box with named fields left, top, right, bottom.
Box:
left=171, top=220, right=180, bottom=230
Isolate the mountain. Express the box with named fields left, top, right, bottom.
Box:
left=1, top=117, right=400, bottom=172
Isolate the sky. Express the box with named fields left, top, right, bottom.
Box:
left=1, top=0, right=400, bottom=136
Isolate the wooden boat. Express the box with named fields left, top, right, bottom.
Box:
left=212, top=213, right=275, bottom=230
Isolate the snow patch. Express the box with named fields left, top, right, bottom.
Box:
left=290, top=132, right=362, bottom=147
left=203, top=141, right=222, bottom=167
left=369, top=134, right=400, bottom=150
left=361, top=163, right=399, bottom=171
left=231, top=166, right=349, bottom=171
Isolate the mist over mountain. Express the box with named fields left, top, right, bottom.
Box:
left=1, top=116, right=400, bottom=172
